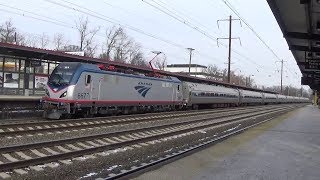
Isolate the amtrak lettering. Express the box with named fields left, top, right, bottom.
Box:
left=138, top=82, right=152, bottom=86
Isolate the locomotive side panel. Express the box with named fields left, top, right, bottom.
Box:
left=72, top=71, right=183, bottom=106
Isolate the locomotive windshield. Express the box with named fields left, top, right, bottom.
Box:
left=48, top=63, right=79, bottom=86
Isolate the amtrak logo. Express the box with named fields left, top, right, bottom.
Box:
left=134, top=86, right=151, bottom=97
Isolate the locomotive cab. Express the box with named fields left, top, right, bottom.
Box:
left=46, top=62, right=80, bottom=99
left=44, top=62, right=81, bottom=119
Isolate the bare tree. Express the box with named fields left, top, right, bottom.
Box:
left=202, top=64, right=222, bottom=80
left=130, top=51, right=148, bottom=67
left=0, top=20, right=16, bottom=43
left=113, top=32, right=132, bottom=62
left=53, top=33, right=67, bottom=50
left=13, top=32, right=27, bottom=46
left=24, top=33, right=38, bottom=47
left=128, top=42, right=141, bottom=62
left=153, top=54, right=167, bottom=70
left=104, top=26, right=123, bottom=60
left=75, top=16, right=100, bottom=57
left=39, top=33, right=49, bottom=48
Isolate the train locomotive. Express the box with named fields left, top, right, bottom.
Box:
left=43, top=62, right=309, bottom=119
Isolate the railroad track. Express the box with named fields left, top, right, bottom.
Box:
left=0, top=105, right=283, bottom=137
left=0, top=104, right=302, bottom=179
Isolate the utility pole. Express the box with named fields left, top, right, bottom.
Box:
left=187, top=48, right=195, bottom=75
left=281, top=60, right=284, bottom=94
left=217, top=15, right=242, bottom=83
left=276, top=59, right=286, bottom=94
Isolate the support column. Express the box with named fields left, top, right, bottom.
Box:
left=314, top=90, right=318, bottom=106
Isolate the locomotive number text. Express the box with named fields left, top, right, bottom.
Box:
left=77, top=93, right=89, bottom=99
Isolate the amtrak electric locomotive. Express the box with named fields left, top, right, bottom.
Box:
left=43, top=62, right=309, bottom=119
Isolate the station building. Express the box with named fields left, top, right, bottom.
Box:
left=164, top=64, right=222, bottom=80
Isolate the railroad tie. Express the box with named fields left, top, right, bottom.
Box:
left=112, top=137, right=126, bottom=142
left=30, top=149, right=47, bottom=157
left=103, top=138, right=118, bottom=144
left=2, top=153, right=19, bottom=162
left=55, top=146, right=71, bottom=153
left=86, top=141, right=101, bottom=147
left=43, top=147, right=59, bottom=155
left=66, top=144, right=83, bottom=151
left=0, top=172, right=11, bottom=179
left=95, top=139, right=110, bottom=145
left=77, top=142, right=92, bottom=149
left=15, top=151, right=32, bottom=160
left=14, top=169, right=28, bottom=175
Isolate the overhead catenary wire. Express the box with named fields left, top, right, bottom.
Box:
left=142, top=0, right=276, bottom=73
left=156, top=0, right=222, bottom=36
left=220, top=0, right=282, bottom=62
left=0, top=1, right=224, bottom=64
left=45, top=0, right=185, bottom=49
left=219, top=0, right=304, bottom=85
left=45, top=0, right=225, bottom=62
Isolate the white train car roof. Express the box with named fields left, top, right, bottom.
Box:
left=278, top=94, right=287, bottom=99
left=184, top=82, right=239, bottom=95
left=239, top=89, right=263, bottom=97
left=264, top=93, right=277, bottom=98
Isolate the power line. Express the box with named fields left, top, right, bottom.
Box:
left=0, top=2, right=224, bottom=64
left=0, top=3, right=72, bottom=27
left=142, top=0, right=275, bottom=74
left=0, top=8, right=73, bottom=29
left=45, top=0, right=186, bottom=49
left=143, top=0, right=221, bottom=45
left=45, top=0, right=225, bottom=63
left=154, top=0, right=222, bottom=36
left=220, top=0, right=282, bottom=61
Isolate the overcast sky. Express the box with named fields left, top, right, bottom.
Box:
left=0, top=0, right=307, bottom=89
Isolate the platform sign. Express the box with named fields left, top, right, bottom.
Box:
left=30, top=60, right=41, bottom=67
left=65, top=51, right=85, bottom=56
left=35, top=75, right=48, bottom=89
left=3, top=73, right=19, bottom=88
left=305, top=59, right=320, bottom=70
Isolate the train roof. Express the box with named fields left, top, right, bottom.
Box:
left=62, top=62, right=182, bottom=83
left=185, top=82, right=239, bottom=94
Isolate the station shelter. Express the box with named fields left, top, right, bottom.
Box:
left=0, top=54, right=58, bottom=96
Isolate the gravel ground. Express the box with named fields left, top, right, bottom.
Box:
left=5, top=108, right=293, bottom=180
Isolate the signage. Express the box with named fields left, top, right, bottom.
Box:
left=35, top=75, right=48, bottom=89
left=65, top=51, right=85, bottom=56
left=31, top=60, right=41, bottom=67
left=305, top=59, right=320, bottom=69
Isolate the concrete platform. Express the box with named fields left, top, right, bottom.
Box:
left=0, top=95, right=42, bottom=101
left=134, top=105, right=320, bottom=180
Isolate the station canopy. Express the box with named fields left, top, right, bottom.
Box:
left=267, top=0, right=320, bottom=91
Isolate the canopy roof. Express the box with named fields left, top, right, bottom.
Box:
left=267, top=0, right=320, bottom=91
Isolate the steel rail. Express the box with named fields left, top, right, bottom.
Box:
left=0, top=105, right=299, bottom=172
left=0, top=105, right=286, bottom=136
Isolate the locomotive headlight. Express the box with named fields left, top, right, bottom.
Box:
left=45, top=89, right=50, bottom=97
left=60, top=91, right=67, bottom=98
